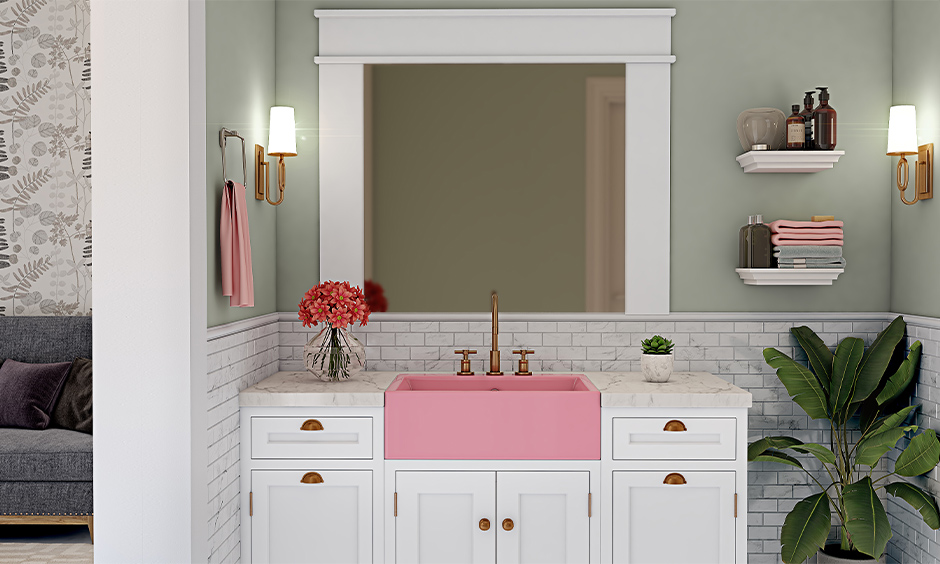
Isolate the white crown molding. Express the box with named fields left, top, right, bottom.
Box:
left=314, top=9, right=677, bottom=18
left=314, top=55, right=677, bottom=65
left=207, top=312, right=280, bottom=341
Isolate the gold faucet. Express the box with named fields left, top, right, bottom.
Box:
left=487, top=291, right=503, bottom=375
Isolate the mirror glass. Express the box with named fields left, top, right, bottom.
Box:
left=365, top=64, right=625, bottom=312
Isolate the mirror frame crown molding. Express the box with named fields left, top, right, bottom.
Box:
left=315, top=8, right=676, bottom=314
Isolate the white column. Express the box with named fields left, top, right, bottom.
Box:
left=92, top=0, right=208, bottom=561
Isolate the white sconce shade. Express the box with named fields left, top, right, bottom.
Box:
left=268, top=106, right=297, bottom=156
left=887, top=105, right=918, bottom=156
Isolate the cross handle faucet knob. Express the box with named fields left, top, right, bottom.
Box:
left=512, top=350, right=535, bottom=375
left=455, top=349, right=477, bottom=375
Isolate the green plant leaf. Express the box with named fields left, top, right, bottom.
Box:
left=876, top=341, right=921, bottom=405
left=790, top=325, right=834, bottom=391
left=791, top=443, right=837, bottom=466
left=852, top=316, right=906, bottom=406
left=748, top=436, right=803, bottom=460
left=764, top=347, right=829, bottom=420
left=895, top=429, right=940, bottom=477
left=781, top=493, right=831, bottom=564
left=855, top=427, right=906, bottom=467
left=751, top=450, right=804, bottom=470
left=829, top=337, right=865, bottom=422
left=867, top=405, right=919, bottom=436
left=843, top=477, right=892, bottom=559
left=886, top=482, right=940, bottom=530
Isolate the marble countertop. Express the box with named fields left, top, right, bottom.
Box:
left=240, top=371, right=751, bottom=408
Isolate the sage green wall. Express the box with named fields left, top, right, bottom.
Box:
left=207, top=0, right=277, bottom=327
left=371, top=65, right=624, bottom=312
left=891, top=0, right=940, bottom=317
left=274, top=0, right=893, bottom=313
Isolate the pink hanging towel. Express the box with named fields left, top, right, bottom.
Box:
left=220, top=181, right=255, bottom=307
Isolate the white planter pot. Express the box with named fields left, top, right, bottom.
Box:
left=817, top=546, right=885, bottom=564
left=641, top=353, right=673, bottom=382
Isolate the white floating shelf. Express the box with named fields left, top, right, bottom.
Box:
left=736, top=150, right=845, bottom=173
left=736, top=268, right=844, bottom=286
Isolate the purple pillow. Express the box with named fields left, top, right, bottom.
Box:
left=0, top=359, right=72, bottom=430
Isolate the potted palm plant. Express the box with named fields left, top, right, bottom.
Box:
left=750, top=316, right=940, bottom=563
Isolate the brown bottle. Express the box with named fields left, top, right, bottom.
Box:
left=814, top=87, right=837, bottom=150
left=739, top=215, right=755, bottom=268
left=748, top=215, right=772, bottom=268
left=786, top=105, right=805, bottom=150
left=800, top=91, right=815, bottom=150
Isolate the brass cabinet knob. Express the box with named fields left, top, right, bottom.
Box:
left=301, top=419, right=324, bottom=431
left=300, top=472, right=324, bottom=484
left=663, top=420, right=687, bottom=432
left=479, top=518, right=490, bottom=531
left=663, top=473, right=687, bottom=485
left=512, top=350, right=535, bottom=375
left=455, top=349, right=477, bottom=375
left=502, top=518, right=514, bottom=531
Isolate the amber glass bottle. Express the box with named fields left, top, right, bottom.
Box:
left=800, top=91, right=815, bottom=150
left=748, top=215, right=772, bottom=268
left=739, top=215, right=755, bottom=268
left=814, top=87, right=837, bottom=150
left=786, top=105, right=805, bottom=150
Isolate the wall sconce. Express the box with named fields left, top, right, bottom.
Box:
left=887, top=105, right=933, bottom=205
left=255, top=106, right=297, bottom=206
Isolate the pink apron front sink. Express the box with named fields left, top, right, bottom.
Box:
left=385, top=374, right=600, bottom=460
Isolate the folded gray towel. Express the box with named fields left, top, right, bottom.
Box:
left=774, top=246, right=843, bottom=259
left=778, top=263, right=845, bottom=269
left=777, top=257, right=847, bottom=266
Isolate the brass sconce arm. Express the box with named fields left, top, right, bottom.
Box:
left=255, top=145, right=288, bottom=206
left=892, top=143, right=933, bottom=206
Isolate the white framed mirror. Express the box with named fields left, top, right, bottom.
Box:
left=316, top=9, right=675, bottom=314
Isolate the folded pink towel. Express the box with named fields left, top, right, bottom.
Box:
left=771, top=235, right=844, bottom=246
left=772, top=232, right=843, bottom=242
left=769, top=219, right=844, bottom=231
left=774, top=227, right=843, bottom=236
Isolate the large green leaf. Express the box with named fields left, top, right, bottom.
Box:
left=867, top=405, right=919, bottom=436
left=830, top=337, right=865, bottom=422
left=751, top=450, right=804, bottom=470
left=781, top=493, right=831, bottom=564
left=886, top=482, right=940, bottom=529
left=895, top=429, right=940, bottom=477
left=876, top=341, right=922, bottom=405
left=843, top=477, right=892, bottom=559
left=853, top=316, right=906, bottom=405
left=791, top=325, right=834, bottom=391
left=855, top=427, right=906, bottom=467
left=764, top=348, right=830, bottom=420
left=749, top=437, right=835, bottom=466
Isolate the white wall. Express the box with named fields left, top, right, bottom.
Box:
left=92, top=0, right=208, bottom=561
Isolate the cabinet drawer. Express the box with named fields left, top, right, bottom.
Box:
left=251, top=416, right=373, bottom=459
left=612, top=417, right=736, bottom=460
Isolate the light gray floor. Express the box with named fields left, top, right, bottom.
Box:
left=0, top=526, right=93, bottom=564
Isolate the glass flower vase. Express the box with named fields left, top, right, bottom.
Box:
left=303, top=324, right=365, bottom=381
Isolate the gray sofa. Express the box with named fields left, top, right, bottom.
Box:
left=0, top=316, right=93, bottom=538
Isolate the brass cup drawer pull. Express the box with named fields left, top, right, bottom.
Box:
left=479, top=518, right=490, bottom=531
left=300, top=419, right=324, bottom=431
left=502, top=518, right=514, bottom=531
left=663, top=473, right=687, bottom=485
left=300, top=472, right=324, bottom=484
left=663, top=420, right=687, bottom=432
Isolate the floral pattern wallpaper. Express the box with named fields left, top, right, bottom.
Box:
left=0, top=0, right=91, bottom=316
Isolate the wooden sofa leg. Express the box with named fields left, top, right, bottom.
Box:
left=87, top=515, right=94, bottom=543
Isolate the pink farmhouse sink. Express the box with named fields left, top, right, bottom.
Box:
left=385, top=374, right=600, bottom=460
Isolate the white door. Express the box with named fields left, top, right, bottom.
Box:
left=396, top=471, right=496, bottom=564
left=251, top=470, right=372, bottom=564
left=612, top=471, right=736, bottom=564
left=496, top=472, right=590, bottom=564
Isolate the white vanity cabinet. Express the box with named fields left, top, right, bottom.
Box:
left=393, top=470, right=591, bottom=564
left=600, top=407, right=749, bottom=564
left=240, top=405, right=386, bottom=564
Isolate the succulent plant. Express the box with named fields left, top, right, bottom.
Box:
left=641, top=335, right=674, bottom=355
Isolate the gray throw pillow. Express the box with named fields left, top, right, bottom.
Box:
left=0, top=359, right=73, bottom=430
left=51, top=357, right=92, bottom=434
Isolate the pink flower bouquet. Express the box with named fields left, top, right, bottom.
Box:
left=298, top=281, right=370, bottom=380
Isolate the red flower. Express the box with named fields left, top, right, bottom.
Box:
left=364, top=279, right=388, bottom=313
left=298, top=280, right=371, bottom=328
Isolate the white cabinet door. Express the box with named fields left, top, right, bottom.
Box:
left=612, top=471, right=735, bottom=564
left=496, top=472, right=590, bottom=564
left=395, top=471, right=496, bottom=564
left=251, top=469, right=372, bottom=564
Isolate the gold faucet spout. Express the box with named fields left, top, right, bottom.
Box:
left=487, top=291, right=503, bottom=375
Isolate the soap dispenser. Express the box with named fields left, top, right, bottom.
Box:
left=814, top=87, right=837, bottom=150
left=748, top=215, right=772, bottom=268
left=739, top=215, right=755, bottom=268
